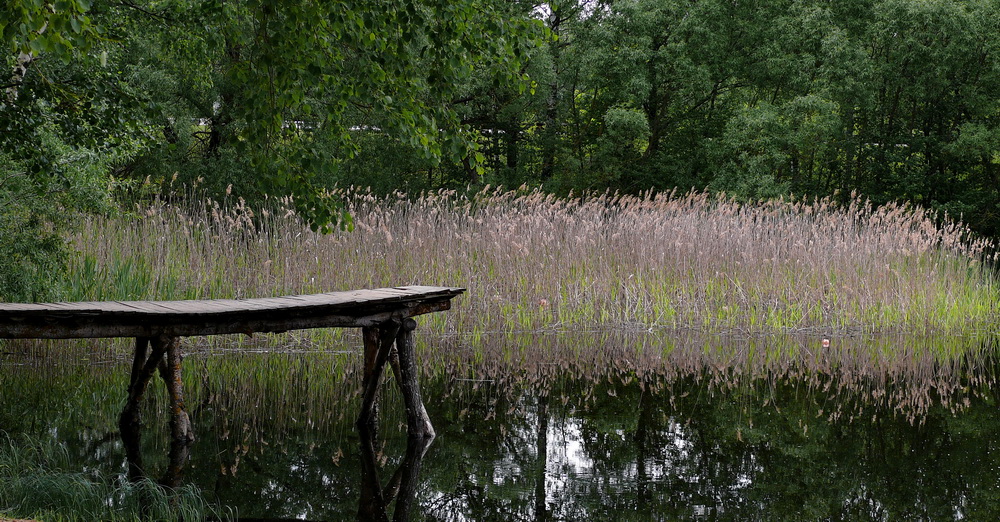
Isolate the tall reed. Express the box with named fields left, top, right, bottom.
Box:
left=66, top=187, right=998, bottom=335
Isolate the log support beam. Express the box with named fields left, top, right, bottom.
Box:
left=394, top=318, right=434, bottom=439
left=356, top=318, right=435, bottom=439
left=358, top=322, right=401, bottom=434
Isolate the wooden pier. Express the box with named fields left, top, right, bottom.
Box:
left=0, top=286, right=465, bottom=443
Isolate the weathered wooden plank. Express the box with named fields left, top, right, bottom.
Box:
left=0, top=287, right=464, bottom=339
left=0, top=286, right=462, bottom=317
left=0, top=286, right=462, bottom=315
left=120, top=301, right=197, bottom=315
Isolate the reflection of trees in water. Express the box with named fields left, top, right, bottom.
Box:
left=3, top=332, right=1000, bottom=519
left=420, top=366, right=1000, bottom=520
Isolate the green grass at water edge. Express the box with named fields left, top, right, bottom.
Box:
left=0, top=433, right=233, bottom=522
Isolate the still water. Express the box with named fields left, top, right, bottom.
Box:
left=2, top=331, right=999, bottom=520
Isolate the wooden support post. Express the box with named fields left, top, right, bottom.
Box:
left=359, top=327, right=382, bottom=435
left=395, top=318, right=434, bottom=439
left=160, top=437, right=192, bottom=489
left=120, top=335, right=194, bottom=445
left=158, top=335, right=194, bottom=444
left=129, top=336, right=150, bottom=391
left=357, top=322, right=400, bottom=432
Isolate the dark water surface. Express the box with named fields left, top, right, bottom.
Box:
left=2, top=332, right=1000, bottom=520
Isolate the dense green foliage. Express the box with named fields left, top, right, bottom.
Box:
left=3, top=0, right=1000, bottom=300
left=459, top=0, right=1000, bottom=239
left=100, top=0, right=540, bottom=226
left=0, top=0, right=539, bottom=299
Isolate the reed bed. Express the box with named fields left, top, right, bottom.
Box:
left=4, top=187, right=994, bottom=519
left=48, top=186, right=1000, bottom=424
left=67, top=186, right=998, bottom=335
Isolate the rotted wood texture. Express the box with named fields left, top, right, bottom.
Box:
left=0, top=286, right=465, bottom=339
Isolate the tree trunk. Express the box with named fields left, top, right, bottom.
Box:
left=5, top=52, right=34, bottom=104
left=505, top=123, right=520, bottom=172
left=540, top=9, right=564, bottom=181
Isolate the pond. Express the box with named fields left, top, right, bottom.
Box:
left=2, top=331, right=999, bottom=520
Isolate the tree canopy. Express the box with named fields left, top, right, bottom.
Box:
left=3, top=0, right=1000, bottom=300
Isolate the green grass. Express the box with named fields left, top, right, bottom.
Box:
left=0, top=433, right=232, bottom=522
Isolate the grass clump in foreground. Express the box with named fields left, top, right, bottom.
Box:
left=67, top=187, right=998, bottom=335
left=0, top=434, right=231, bottom=522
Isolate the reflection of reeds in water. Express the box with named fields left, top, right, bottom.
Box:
left=9, top=331, right=985, bottom=443
left=430, top=331, right=999, bottom=425
left=68, top=187, right=997, bottom=334
left=2, top=328, right=995, bottom=504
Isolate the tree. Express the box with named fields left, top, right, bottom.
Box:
left=1, top=0, right=123, bottom=301
left=101, top=0, right=542, bottom=229
left=0, top=0, right=543, bottom=299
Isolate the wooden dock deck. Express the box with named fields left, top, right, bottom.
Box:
left=0, top=286, right=465, bottom=443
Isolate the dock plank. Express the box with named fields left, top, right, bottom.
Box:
left=0, top=286, right=464, bottom=339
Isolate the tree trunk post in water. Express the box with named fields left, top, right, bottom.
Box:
left=394, top=318, right=434, bottom=439
left=119, top=335, right=194, bottom=445
left=358, top=322, right=401, bottom=433
left=120, top=336, right=165, bottom=435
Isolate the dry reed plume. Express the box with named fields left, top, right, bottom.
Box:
left=68, top=186, right=998, bottom=336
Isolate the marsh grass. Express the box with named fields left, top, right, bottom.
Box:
left=0, top=433, right=232, bottom=522
left=50, top=185, right=1000, bottom=419
left=6, top=187, right=997, bottom=518
left=67, top=186, right=997, bottom=336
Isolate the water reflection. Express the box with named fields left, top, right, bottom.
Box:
left=119, top=412, right=431, bottom=521
left=2, top=331, right=1000, bottom=520
left=358, top=427, right=432, bottom=522
left=423, top=376, right=1000, bottom=520
left=120, top=418, right=191, bottom=489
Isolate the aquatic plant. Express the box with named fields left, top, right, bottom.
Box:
left=0, top=433, right=233, bottom=522
left=65, top=186, right=997, bottom=335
